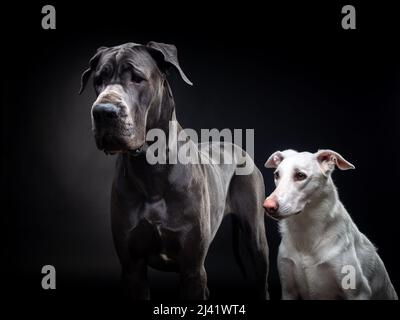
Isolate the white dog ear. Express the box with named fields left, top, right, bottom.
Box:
left=316, top=149, right=355, bottom=174
left=265, top=149, right=297, bottom=168
left=265, top=151, right=283, bottom=168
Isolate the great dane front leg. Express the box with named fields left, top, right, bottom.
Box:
left=122, top=258, right=150, bottom=300
left=180, top=265, right=209, bottom=299
left=179, top=226, right=210, bottom=299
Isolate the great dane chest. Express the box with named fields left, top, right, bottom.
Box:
left=128, top=199, right=184, bottom=270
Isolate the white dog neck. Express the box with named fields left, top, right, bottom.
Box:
left=279, top=180, right=343, bottom=253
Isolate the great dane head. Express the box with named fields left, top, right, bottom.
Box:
left=79, top=42, right=192, bottom=154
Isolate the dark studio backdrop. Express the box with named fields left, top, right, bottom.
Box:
left=2, top=1, right=399, bottom=311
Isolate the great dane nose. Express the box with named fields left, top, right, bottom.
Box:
left=92, top=103, right=119, bottom=121
left=263, top=197, right=279, bottom=214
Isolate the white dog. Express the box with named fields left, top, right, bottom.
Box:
left=263, top=149, right=398, bottom=300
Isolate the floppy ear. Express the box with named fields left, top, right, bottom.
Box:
left=265, top=151, right=283, bottom=168
left=316, top=149, right=355, bottom=175
left=146, top=41, right=193, bottom=86
left=78, top=47, right=107, bottom=95
left=265, top=149, right=297, bottom=168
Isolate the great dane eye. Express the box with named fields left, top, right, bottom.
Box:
left=294, top=172, right=307, bottom=181
left=94, top=77, right=103, bottom=87
left=130, top=72, right=145, bottom=84
left=274, top=171, right=280, bottom=180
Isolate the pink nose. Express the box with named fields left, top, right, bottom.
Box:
left=263, top=197, right=279, bottom=214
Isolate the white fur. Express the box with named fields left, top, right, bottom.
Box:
left=266, top=150, right=398, bottom=300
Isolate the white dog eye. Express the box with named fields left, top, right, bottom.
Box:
left=294, top=171, right=307, bottom=181
left=274, top=171, right=280, bottom=180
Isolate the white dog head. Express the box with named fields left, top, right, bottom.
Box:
left=263, top=149, right=355, bottom=220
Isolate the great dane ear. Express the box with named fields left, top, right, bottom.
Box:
left=316, top=149, right=355, bottom=175
left=265, top=149, right=297, bottom=168
left=146, top=41, right=193, bottom=86
left=78, top=47, right=107, bottom=95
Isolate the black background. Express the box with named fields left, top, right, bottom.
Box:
left=2, top=0, right=399, bottom=313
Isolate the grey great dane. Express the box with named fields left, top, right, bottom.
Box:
left=79, top=41, right=269, bottom=299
